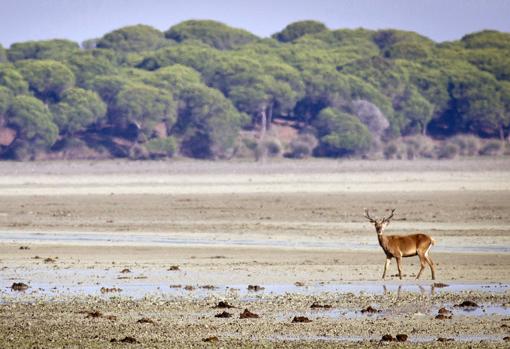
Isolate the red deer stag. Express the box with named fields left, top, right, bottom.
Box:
left=364, top=208, right=436, bottom=280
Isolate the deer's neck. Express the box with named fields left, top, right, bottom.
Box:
left=378, top=233, right=390, bottom=253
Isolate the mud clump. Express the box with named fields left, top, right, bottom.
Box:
left=396, top=334, right=408, bottom=342
left=438, top=307, right=452, bottom=315
left=44, top=257, right=56, bottom=263
left=361, top=305, right=380, bottom=313
left=292, top=316, right=312, bottom=323
left=503, top=336, right=510, bottom=341
left=167, top=265, right=180, bottom=271
left=120, top=268, right=131, bottom=273
left=381, top=334, right=395, bottom=342
left=85, top=311, right=103, bottom=318
left=184, top=285, right=195, bottom=291
left=240, top=309, right=259, bottom=319
left=11, top=282, right=29, bottom=291
left=100, top=287, right=122, bottom=293
left=247, top=285, right=264, bottom=291
left=310, top=301, right=332, bottom=309
left=437, top=337, right=455, bottom=342
left=111, top=336, right=138, bottom=344
left=19, top=246, right=30, bottom=250
left=200, top=285, right=217, bottom=290
left=215, top=311, right=232, bottom=318
left=202, top=336, right=219, bottom=343
left=433, top=282, right=449, bottom=288
left=294, top=281, right=305, bottom=287
left=214, top=301, right=234, bottom=309
left=137, top=318, right=155, bottom=324
left=455, top=300, right=479, bottom=308
left=169, top=284, right=182, bottom=288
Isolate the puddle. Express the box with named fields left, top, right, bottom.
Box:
left=447, top=304, right=510, bottom=317
left=266, top=335, right=366, bottom=343
left=278, top=308, right=388, bottom=321
left=1, top=231, right=509, bottom=253
left=278, top=302, right=510, bottom=321
left=411, top=335, right=508, bottom=343
left=2, top=278, right=509, bottom=301
left=243, top=282, right=509, bottom=297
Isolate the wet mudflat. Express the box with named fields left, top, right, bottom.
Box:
left=2, top=248, right=509, bottom=348
left=1, top=159, right=510, bottom=348
left=1, top=285, right=509, bottom=348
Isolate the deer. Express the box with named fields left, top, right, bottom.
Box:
left=364, top=208, right=436, bottom=280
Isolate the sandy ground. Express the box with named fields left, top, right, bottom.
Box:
left=0, top=159, right=510, bottom=348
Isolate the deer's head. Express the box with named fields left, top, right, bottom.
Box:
left=364, top=208, right=395, bottom=235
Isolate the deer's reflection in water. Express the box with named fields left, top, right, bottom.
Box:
left=382, top=284, right=437, bottom=299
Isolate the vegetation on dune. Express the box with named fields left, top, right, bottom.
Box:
left=272, top=20, right=329, bottom=43
left=0, top=20, right=509, bottom=160
left=97, top=25, right=169, bottom=53
left=165, top=20, right=258, bottom=50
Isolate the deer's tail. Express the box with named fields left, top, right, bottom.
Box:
left=431, top=237, right=436, bottom=246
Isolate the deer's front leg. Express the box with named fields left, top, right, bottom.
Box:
left=382, top=257, right=391, bottom=279
left=396, top=256, right=403, bottom=280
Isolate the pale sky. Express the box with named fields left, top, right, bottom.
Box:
left=1, top=0, right=509, bottom=47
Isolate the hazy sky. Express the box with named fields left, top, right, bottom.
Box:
left=1, top=0, right=509, bottom=47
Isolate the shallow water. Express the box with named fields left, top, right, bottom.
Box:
left=1, top=231, right=509, bottom=253
left=277, top=302, right=510, bottom=321
left=2, top=279, right=509, bottom=301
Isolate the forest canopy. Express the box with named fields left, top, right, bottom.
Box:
left=0, top=20, right=509, bottom=160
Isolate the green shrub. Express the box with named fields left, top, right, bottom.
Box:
left=146, top=137, right=177, bottom=158
left=287, top=133, right=318, bottom=159
left=7, top=139, right=32, bottom=160
left=450, top=135, right=481, bottom=156
left=287, top=141, right=311, bottom=159
left=242, top=137, right=258, bottom=151
left=403, top=135, right=435, bottom=159
left=436, top=142, right=459, bottom=159
left=253, top=137, right=283, bottom=160
left=383, top=141, right=404, bottom=159
left=231, top=134, right=258, bottom=159
left=265, top=139, right=282, bottom=157
left=128, top=144, right=150, bottom=160
left=313, top=108, right=372, bottom=157
left=479, top=140, right=503, bottom=156
left=504, top=142, right=510, bottom=156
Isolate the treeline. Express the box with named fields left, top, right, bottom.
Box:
left=0, top=20, right=509, bottom=160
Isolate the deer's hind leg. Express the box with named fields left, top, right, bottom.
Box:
left=424, top=247, right=436, bottom=280
left=425, top=256, right=436, bottom=280
left=416, top=253, right=427, bottom=280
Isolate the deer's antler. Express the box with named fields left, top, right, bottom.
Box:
left=383, top=208, right=396, bottom=223
left=364, top=208, right=376, bottom=223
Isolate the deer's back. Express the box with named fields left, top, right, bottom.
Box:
left=386, top=233, right=433, bottom=257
